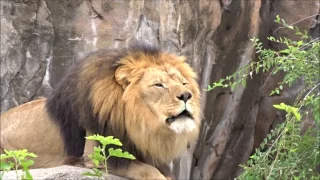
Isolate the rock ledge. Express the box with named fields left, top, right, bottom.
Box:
left=2, top=165, right=126, bottom=180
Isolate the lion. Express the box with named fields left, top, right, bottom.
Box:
left=0, top=44, right=201, bottom=179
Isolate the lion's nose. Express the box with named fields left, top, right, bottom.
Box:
left=177, top=92, right=192, bottom=102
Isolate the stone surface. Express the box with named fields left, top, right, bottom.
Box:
left=1, top=0, right=319, bottom=179
left=1, top=0, right=54, bottom=112
left=2, top=165, right=126, bottom=180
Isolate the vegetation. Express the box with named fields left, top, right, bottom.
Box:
left=0, top=149, right=37, bottom=180
left=207, top=15, right=320, bottom=179
left=83, top=134, right=136, bottom=180
left=0, top=135, right=135, bottom=180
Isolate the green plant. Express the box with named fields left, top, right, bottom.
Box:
left=206, top=15, right=319, bottom=94
left=206, top=15, right=319, bottom=179
left=0, top=149, right=37, bottom=180
left=83, top=134, right=136, bottom=180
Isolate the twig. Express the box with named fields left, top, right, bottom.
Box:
left=301, top=83, right=320, bottom=103
left=266, top=149, right=279, bottom=180
left=273, top=13, right=320, bottom=34
left=258, top=62, right=282, bottom=92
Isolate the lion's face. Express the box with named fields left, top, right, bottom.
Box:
left=116, top=53, right=200, bottom=137
left=137, top=66, right=198, bottom=133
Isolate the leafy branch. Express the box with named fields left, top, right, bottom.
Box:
left=83, top=135, right=136, bottom=180
left=205, top=15, right=319, bottom=97
left=205, top=15, right=319, bottom=179
left=238, top=16, right=319, bottom=179
left=0, top=149, right=37, bottom=180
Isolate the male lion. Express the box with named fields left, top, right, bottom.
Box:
left=0, top=44, right=201, bottom=179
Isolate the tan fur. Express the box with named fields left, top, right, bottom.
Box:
left=110, top=161, right=169, bottom=180
left=0, top=50, right=201, bottom=179
left=0, top=99, right=65, bottom=168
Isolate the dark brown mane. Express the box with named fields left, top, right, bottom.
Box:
left=45, top=44, right=160, bottom=168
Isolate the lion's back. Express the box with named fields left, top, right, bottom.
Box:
left=0, top=98, right=66, bottom=168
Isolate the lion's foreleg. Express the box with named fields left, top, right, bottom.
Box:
left=143, top=156, right=175, bottom=179
left=62, top=130, right=100, bottom=168
left=82, top=130, right=104, bottom=168
left=110, top=161, right=168, bottom=180
left=157, top=163, right=175, bottom=180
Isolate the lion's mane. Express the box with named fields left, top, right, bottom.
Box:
left=46, top=44, right=201, bottom=168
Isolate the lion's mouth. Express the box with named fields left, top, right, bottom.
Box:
left=166, top=110, right=193, bottom=124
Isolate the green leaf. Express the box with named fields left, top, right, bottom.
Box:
left=241, top=79, right=247, bottom=87
left=82, top=168, right=103, bottom=177
left=275, top=15, right=280, bottom=22
left=231, top=82, right=236, bottom=91
left=291, top=108, right=301, bottom=121
left=0, top=154, right=10, bottom=160
left=255, top=66, right=259, bottom=74
left=273, top=104, right=284, bottom=110
left=0, top=161, right=14, bottom=171
left=279, top=85, right=283, bottom=90
left=281, top=49, right=291, bottom=54
left=314, top=111, right=320, bottom=124
left=287, top=25, right=294, bottom=29
left=82, top=171, right=96, bottom=177
left=86, top=135, right=123, bottom=146
left=21, top=159, right=35, bottom=173
left=267, top=134, right=271, bottom=140
left=93, top=146, right=102, bottom=153
left=108, top=148, right=136, bottom=160
left=92, top=159, right=100, bottom=167
left=273, top=103, right=301, bottom=121
left=104, top=136, right=123, bottom=146
left=268, top=36, right=276, bottom=41
left=89, top=149, right=105, bottom=164
left=3, top=149, right=12, bottom=156
left=206, top=85, right=212, bottom=91
left=22, top=169, right=33, bottom=180
left=26, top=153, right=37, bottom=158
left=270, top=91, right=275, bottom=96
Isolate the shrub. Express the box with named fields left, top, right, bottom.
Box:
left=0, top=149, right=37, bottom=180
left=206, top=15, right=320, bottom=179
left=83, top=134, right=135, bottom=180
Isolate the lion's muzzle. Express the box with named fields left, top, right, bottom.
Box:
left=166, top=110, right=193, bottom=124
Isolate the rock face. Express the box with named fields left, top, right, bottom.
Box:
left=1, top=0, right=319, bottom=179
left=2, top=165, right=126, bottom=180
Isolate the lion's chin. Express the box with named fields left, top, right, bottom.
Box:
left=168, top=117, right=196, bottom=134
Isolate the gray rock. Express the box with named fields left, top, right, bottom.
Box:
left=1, top=165, right=126, bottom=180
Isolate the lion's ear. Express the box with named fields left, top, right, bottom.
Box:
left=115, top=66, right=130, bottom=89
left=177, top=56, right=186, bottom=62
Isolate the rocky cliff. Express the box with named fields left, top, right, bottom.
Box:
left=1, top=0, right=319, bottom=179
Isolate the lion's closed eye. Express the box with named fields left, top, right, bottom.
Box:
left=154, top=83, right=164, bottom=88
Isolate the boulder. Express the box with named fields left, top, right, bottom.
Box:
left=1, top=165, right=126, bottom=180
